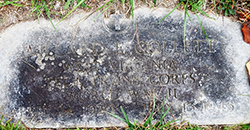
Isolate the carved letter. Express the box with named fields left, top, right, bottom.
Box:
left=152, top=60, right=161, bottom=70
left=122, top=75, right=131, bottom=85
left=171, top=74, right=180, bottom=84
left=147, top=40, right=161, bottom=54
left=149, top=74, right=159, bottom=85
left=109, top=60, right=118, bottom=71
left=116, top=42, right=124, bottom=55
left=93, top=43, right=105, bottom=56
left=184, top=40, right=193, bottom=53
left=189, top=73, right=195, bottom=84
left=135, top=41, right=146, bottom=55
left=159, top=74, right=170, bottom=85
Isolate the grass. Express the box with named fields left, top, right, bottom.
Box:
left=0, top=0, right=248, bottom=30
left=1, top=0, right=244, bottom=42
left=107, top=95, right=181, bottom=129
left=0, top=17, right=4, bottom=23
left=0, top=116, right=23, bottom=130
left=105, top=96, right=247, bottom=130
left=57, top=0, right=88, bottom=25
left=0, top=0, right=22, bottom=7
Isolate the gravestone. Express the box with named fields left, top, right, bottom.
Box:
left=0, top=7, right=250, bottom=128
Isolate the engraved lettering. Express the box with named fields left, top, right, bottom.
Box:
left=109, top=60, right=118, bottom=71
left=93, top=43, right=105, bottom=56
left=132, top=75, right=140, bottom=86
left=147, top=40, right=161, bottom=53
left=100, top=76, right=109, bottom=87
left=169, top=60, right=177, bottom=70
left=135, top=41, right=146, bottom=54
left=159, top=74, right=170, bottom=85
left=152, top=60, right=161, bottom=70
left=87, top=105, right=95, bottom=115
left=149, top=74, right=159, bottom=85
left=189, top=73, right=195, bottom=84
left=116, top=42, right=124, bottom=55
left=171, top=74, right=180, bottom=84
left=122, top=75, right=131, bottom=85
left=90, top=90, right=98, bottom=101
left=181, top=73, right=188, bottom=84
left=184, top=40, right=193, bottom=53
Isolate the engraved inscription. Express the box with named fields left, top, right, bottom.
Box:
left=14, top=36, right=234, bottom=124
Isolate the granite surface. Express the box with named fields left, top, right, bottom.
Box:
left=0, top=7, right=249, bottom=128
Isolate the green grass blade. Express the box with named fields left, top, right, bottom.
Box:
left=213, top=0, right=217, bottom=16
left=157, top=119, right=181, bottom=129
left=150, top=119, right=153, bottom=130
left=133, top=119, right=136, bottom=129
left=129, top=0, right=134, bottom=26
left=0, top=17, right=4, bottom=23
left=143, top=97, right=155, bottom=127
left=29, top=6, right=39, bottom=16
left=129, top=0, right=134, bottom=17
left=121, top=0, right=125, bottom=5
left=183, top=0, right=189, bottom=44
left=154, top=121, right=160, bottom=128
left=85, top=4, right=91, bottom=8
left=10, top=123, right=14, bottom=130
left=29, top=1, right=43, bottom=22
left=76, top=0, right=91, bottom=8
left=15, top=120, right=21, bottom=130
left=195, top=11, right=209, bottom=43
left=0, top=116, right=3, bottom=124
left=160, top=96, right=171, bottom=128
left=153, top=0, right=156, bottom=6
left=93, top=0, right=114, bottom=21
left=160, top=95, right=168, bottom=127
left=186, top=10, right=192, bottom=23
left=31, top=0, right=34, bottom=8
left=57, top=0, right=87, bottom=25
left=75, top=0, right=112, bottom=24
left=183, top=10, right=187, bottom=45
left=241, top=123, right=250, bottom=129
left=11, top=3, right=23, bottom=7
left=228, top=121, right=244, bottom=130
left=43, top=1, right=57, bottom=32
left=94, top=0, right=110, bottom=12
left=162, top=106, right=171, bottom=120
left=107, top=112, right=126, bottom=122
left=120, top=106, right=133, bottom=127
left=157, top=2, right=181, bottom=24
left=196, top=7, right=215, bottom=20
left=5, top=118, right=11, bottom=124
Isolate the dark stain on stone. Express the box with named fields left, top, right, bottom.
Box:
left=8, top=16, right=235, bottom=124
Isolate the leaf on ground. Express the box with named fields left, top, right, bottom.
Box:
left=237, top=11, right=250, bottom=22
left=246, top=60, right=250, bottom=86
left=242, top=23, right=250, bottom=44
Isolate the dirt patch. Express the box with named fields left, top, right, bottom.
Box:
left=0, top=0, right=179, bottom=33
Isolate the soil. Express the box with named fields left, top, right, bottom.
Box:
left=0, top=0, right=179, bottom=33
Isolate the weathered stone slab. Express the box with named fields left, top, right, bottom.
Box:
left=0, top=7, right=249, bottom=128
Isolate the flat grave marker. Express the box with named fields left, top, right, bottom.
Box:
left=0, top=7, right=249, bottom=128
